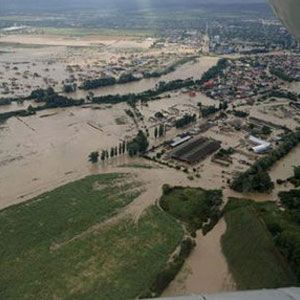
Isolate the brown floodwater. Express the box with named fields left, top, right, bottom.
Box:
left=0, top=100, right=37, bottom=113
left=0, top=104, right=135, bottom=208
left=289, top=81, right=300, bottom=94
left=0, top=55, right=220, bottom=209
left=163, top=218, right=235, bottom=296
left=67, top=57, right=219, bottom=99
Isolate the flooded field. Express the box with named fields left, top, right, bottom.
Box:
left=0, top=90, right=218, bottom=210
left=0, top=104, right=133, bottom=208
left=0, top=37, right=218, bottom=208
left=0, top=33, right=211, bottom=99
left=0, top=34, right=154, bottom=48
left=237, top=97, right=300, bottom=130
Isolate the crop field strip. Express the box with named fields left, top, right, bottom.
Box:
left=0, top=173, right=184, bottom=299
left=221, top=198, right=297, bottom=290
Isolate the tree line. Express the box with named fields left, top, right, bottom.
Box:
left=198, top=101, right=228, bottom=118
left=88, top=131, right=149, bottom=163
left=0, top=98, right=13, bottom=106
left=0, top=59, right=229, bottom=123
left=264, top=189, right=300, bottom=283
left=270, top=67, right=297, bottom=83
left=198, top=58, right=229, bottom=83
left=79, top=73, right=143, bottom=90
left=92, top=78, right=196, bottom=106
left=262, top=89, right=299, bottom=102
left=81, top=57, right=198, bottom=91
left=154, top=124, right=165, bottom=138
left=144, top=56, right=197, bottom=79
left=175, top=114, right=197, bottom=128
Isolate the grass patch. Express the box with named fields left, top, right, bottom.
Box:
left=160, top=186, right=223, bottom=234
left=0, top=174, right=184, bottom=299
left=0, top=173, right=142, bottom=248
left=222, top=198, right=297, bottom=290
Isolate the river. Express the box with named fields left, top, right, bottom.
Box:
left=65, top=56, right=219, bottom=99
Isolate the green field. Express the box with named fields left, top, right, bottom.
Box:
left=258, top=190, right=300, bottom=283
left=0, top=174, right=183, bottom=299
left=160, top=186, right=223, bottom=232
left=222, top=198, right=297, bottom=290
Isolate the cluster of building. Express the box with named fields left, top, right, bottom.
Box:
left=210, top=35, right=269, bottom=55
left=160, top=30, right=209, bottom=52
left=0, top=41, right=193, bottom=97
left=208, top=17, right=299, bottom=54
left=201, top=55, right=299, bottom=103
left=256, top=54, right=300, bottom=81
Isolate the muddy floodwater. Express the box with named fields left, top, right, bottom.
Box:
left=0, top=56, right=220, bottom=209
left=289, top=81, right=300, bottom=94
left=0, top=104, right=133, bottom=208
left=66, top=56, right=219, bottom=99
left=163, top=218, right=235, bottom=296
left=0, top=100, right=39, bottom=113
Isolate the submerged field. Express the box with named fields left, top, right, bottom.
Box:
left=0, top=173, right=184, bottom=299
left=221, top=198, right=297, bottom=290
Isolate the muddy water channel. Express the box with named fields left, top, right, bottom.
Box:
left=163, top=218, right=235, bottom=297
left=67, top=57, right=219, bottom=99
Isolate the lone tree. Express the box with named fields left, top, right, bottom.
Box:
left=101, top=150, right=106, bottom=161
left=122, top=141, right=126, bottom=154
left=154, top=127, right=158, bottom=138
left=159, top=124, right=164, bottom=137
left=110, top=147, right=115, bottom=158
left=88, top=151, right=99, bottom=163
